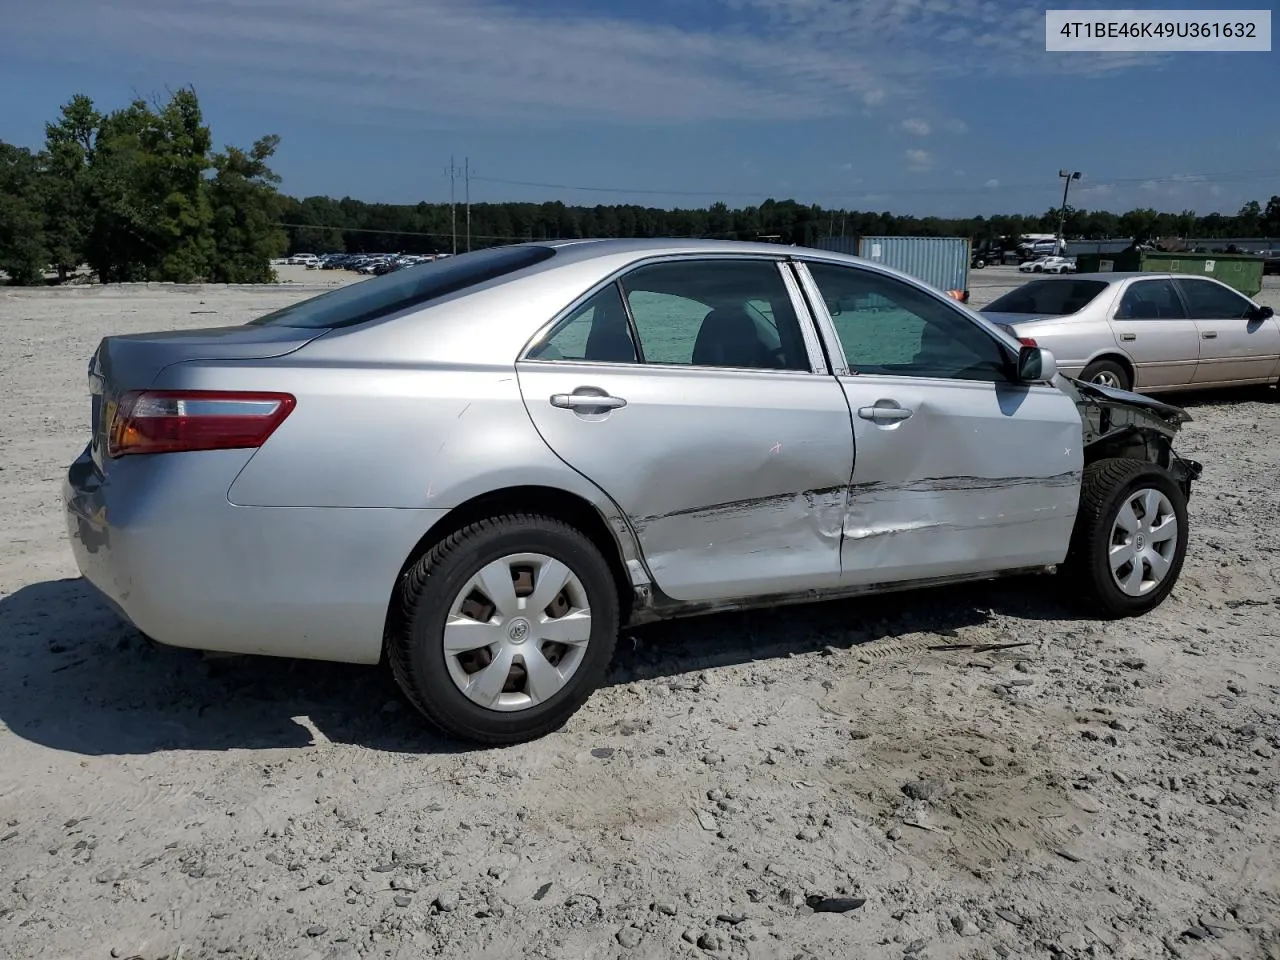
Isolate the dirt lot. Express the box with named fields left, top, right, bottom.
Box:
left=2, top=268, right=1279, bottom=960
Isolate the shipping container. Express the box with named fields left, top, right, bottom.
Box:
left=1075, top=250, right=1264, bottom=297
left=811, top=236, right=972, bottom=301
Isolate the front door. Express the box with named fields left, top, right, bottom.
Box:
left=518, top=256, right=854, bottom=603
left=1108, top=277, right=1200, bottom=389
left=1174, top=277, right=1280, bottom=385
left=795, top=259, right=1083, bottom=585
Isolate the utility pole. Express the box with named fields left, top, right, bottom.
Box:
left=1057, top=169, right=1082, bottom=254
left=464, top=157, right=471, bottom=252
left=447, top=156, right=460, bottom=255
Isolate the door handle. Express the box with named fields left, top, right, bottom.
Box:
left=1120, top=333, right=1136, bottom=342
left=858, top=405, right=913, bottom=422
left=1201, top=331, right=1218, bottom=340
left=550, top=392, right=627, bottom=410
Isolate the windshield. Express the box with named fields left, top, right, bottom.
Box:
left=249, top=244, right=556, bottom=329
left=984, top=279, right=1109, bottom=316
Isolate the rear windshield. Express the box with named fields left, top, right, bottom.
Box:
left=249, top=245, right=556, bottom=329
left=983, top=279, right=1110, bottom=316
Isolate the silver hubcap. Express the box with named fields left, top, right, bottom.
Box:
left=444, top=553, right=591, bottom=712
left=1109, top=488, right=1178, bottom=597
left=1091, top=370, right=1122, bottom=388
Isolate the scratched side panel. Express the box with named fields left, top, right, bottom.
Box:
left=838, top=378, right=1083, bottom=584
left=517, top=362, right=854, bottom=603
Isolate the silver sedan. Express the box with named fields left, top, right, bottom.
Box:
left=65, top=240, right=1201, bottom=744
left=982, top=272, right=1280, bottom=392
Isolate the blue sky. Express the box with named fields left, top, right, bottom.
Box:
left=0, top=0, right=1276, bottom=216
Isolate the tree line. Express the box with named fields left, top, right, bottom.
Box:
left=2, top=89, right=1278, bottom=286
left=282, top=195, right=1280, bottom=259
left=0, top=89, right=287, bottom=285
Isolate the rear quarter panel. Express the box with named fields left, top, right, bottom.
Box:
left=151, top=359, right=608, bottom=512
left=1012, top=315, right=1126, bottom=374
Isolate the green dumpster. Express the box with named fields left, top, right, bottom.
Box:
left=1074, top=251, right=1264, bottom=297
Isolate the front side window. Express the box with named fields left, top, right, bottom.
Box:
left=1173, top=278, right=1253, bottom=320
left=806, top=262, right=1009, bottom=382
left=1114, top=279, right=1186, bottom=320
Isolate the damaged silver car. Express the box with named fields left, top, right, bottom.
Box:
left=64, top=240, right=1201, bottom=745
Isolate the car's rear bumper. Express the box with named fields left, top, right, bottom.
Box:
left=63, top=446, right=448, bottom=664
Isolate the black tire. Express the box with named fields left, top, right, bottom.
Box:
left=1063, top=458, right=1189, bottom=618
left=389, top=514, right=619, bottom=745
left=1079, top=358, right=1132, bottom=392
left=973, top=258, right=986, bottom=269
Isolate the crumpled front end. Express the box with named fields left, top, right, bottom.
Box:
left=1060, top=377, right=1203, bottom=497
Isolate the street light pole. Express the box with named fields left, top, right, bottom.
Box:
left=1057, top=169, right=1082, bottom=254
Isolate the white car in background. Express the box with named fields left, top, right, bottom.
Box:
left=1020, top=256, right=1075, bottom=274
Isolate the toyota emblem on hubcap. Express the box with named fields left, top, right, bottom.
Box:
left=507, top=618, right=530, bottom=643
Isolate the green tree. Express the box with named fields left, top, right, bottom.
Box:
left=139, top=89, right=215, bottom=281
left=84, top=99, right=158, bottom=282
left=42, top=94, right=101, bottom=281
left=0, top=142, right=49, bottom=284
left=208, top=135, right=288, bottom=282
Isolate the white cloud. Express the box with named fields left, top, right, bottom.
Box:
left=1210, top=184, right=1224, bottom=196
left=901, top=117, right=931, bottom=136
left=1, top=0, right=1175, bottom=127
left=1079, top=183, right=1114, bottom=197
left=984, top=178, right=1000, bottom=188
left=944, top=118, right=969, bottom=134
left=905, top=148, right=933, bottom=171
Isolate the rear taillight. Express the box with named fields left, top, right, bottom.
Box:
left=107, top=390, right=295, bottom=457
left=1018, top=337, right=1038, bottom=347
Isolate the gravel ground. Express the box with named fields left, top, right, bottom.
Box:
left=1, top=267, right=1278, bottom=960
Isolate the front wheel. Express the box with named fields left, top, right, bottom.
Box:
left=1063, top=458, right=1189, bottom=618
left=389, top=514, right=620, bottom=745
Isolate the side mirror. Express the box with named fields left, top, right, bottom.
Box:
left=1250, top=304, right=1274, bottom=321
left=1016, top=345, right=1058, bottom=383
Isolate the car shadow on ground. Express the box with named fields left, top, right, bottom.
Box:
left=0, top=574, right=1077, bottom=758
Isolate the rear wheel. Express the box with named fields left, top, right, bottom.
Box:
left=1080, top=358, right=1132, bottom=391
left=1063, top=458, right=1188, bottom=618
left=389, top=514, right=619, bottom=745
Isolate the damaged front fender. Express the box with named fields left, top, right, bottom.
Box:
left=1060, top=377, right=1203, bottom=497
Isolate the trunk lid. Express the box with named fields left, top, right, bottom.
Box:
left=88, top=324, right=326, bottom=470
left=979, top=310, right=1069, bottom=328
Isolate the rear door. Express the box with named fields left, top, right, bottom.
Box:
left=1108, top=277, right=1199, bottom=388
left=795, top=259, right=1082, bottom=584
left=517, top=256, right=854, bottom=604
left=1173, top=277, right=1280, bottom=385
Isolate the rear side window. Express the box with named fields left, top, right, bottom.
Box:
left=984, top=279, right=1109, bottom=315
left=1115, top=279, right=1186, bottom=320
left=249, top=245, right=555, bottom=329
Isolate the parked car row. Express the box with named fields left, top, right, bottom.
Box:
left=310, top=252, right=447, bottom=275
left=272, top=253, right=456, bottom=274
